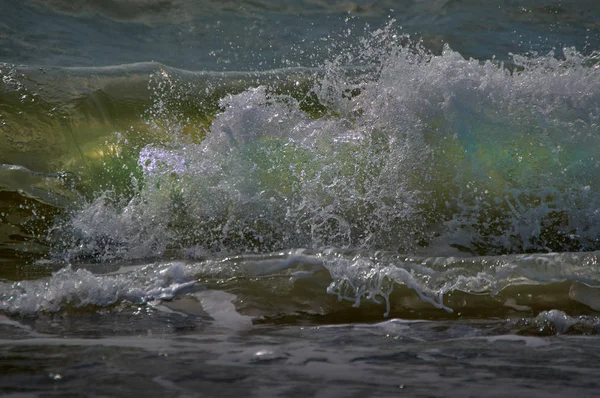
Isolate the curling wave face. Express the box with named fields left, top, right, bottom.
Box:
left=1, top=26, right=600, bottom=320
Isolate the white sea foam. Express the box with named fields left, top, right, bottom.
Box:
left=1, top=250, right=600, bottom=316
left=0, top=262, right=197, bottom=314
left=57, top=32, right=600, bottom=262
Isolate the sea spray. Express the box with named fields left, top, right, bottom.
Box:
left=52, top=31, right=600, bottom=262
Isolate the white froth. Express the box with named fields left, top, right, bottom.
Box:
left=59, top=36, right=600, bottom=261
left=0, top=262, right=197, bottom=314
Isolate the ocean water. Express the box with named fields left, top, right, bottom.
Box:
left=1, top=0, right=600, bottom=396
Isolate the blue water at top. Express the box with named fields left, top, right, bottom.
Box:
left=1, top=0, right=598, bottom=70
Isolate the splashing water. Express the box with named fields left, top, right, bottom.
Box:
left=53, top=28, right=600, bottom=264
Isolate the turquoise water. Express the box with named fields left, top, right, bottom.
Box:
left=1, top=1, right=600, bottom=396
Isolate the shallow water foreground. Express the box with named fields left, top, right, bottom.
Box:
left=1, top=253, right=600, bottom=397
left=2, top=316, right=600, bottom=397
